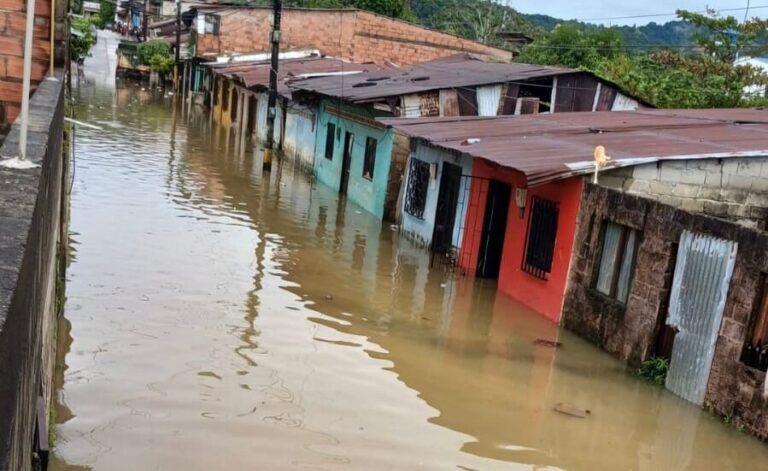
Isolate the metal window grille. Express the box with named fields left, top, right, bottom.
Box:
left=595, top=221, right=639, bottom=304
left=324, top=123, right=335, bottom=160
left=522, top=197, right=559, bottom=279
left=363, top=137, right=377, bottom=180
left=404, top=158, right=430, bottom=219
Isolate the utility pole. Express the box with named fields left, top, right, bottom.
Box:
left=263, top=0, right=282, bottom=168
left=174, top=0, right=181, bottom=91
left=142, top=0, right=149, bottom=41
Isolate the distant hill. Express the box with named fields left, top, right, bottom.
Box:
left=409, top=0, right=699, bottom=49
left=523, top=15, right=699, bottom=48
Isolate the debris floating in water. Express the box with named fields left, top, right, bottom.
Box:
left=554, top=403, right=591, bottom=418
left=534, top=339, right=562, bottom=348
left=64, top=117, right=103, bottom=130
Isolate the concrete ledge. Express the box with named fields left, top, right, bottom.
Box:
left=0, top=71, right=66, bottom=471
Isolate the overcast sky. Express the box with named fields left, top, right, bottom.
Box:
left=510, top=0, right=768, bottom=26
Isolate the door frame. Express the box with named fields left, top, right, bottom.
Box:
left=476, top=180, right=512, bottom=278
left=431, top=162, right=462, bottom=254
left=339, top=131, right=354, bottom=195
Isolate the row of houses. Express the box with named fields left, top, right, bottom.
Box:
left=171, top=6, right=768, bottom=440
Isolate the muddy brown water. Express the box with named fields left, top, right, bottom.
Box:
left=51, top=33, right=768, bottom=471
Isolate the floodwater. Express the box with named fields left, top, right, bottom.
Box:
left=51, top=32, right=768, bottom=471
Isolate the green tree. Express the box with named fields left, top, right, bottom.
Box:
left=98, top=0, right=117, bottom=28
left=676, top=8, right=768, bottom=63
left=284, top=0, right=410, bottom=19
left=516, top=24, right=623, bottom=70
left=137, top=40, right=175, bottom=76
left=430, top=0, right=539, bottom=46
left=71, top=16, right=96, bottom=61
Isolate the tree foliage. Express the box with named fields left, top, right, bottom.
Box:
left=137, top=40, right=175, bottom=75
left=414, top=0, right=540, bottom=46
left=283, top=0, right=411, bottom=19
left=677, top=9, right=768, bottom=62
left=70, top=17, right=97, bottom=61
left=97, top=0, right=116, bottom=28
left=516, top=24, right=623, bottom=70
left=515, top=10, right=768, bottom=108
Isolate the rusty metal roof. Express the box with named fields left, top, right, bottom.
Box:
left=288, top=54, right=579, bottom=103
left=207, top=57, right=394, bottom=98
left=380, top=109, right=768, bottom=186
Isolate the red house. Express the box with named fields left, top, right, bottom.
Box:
left=384, top=109, right=768, bottom=323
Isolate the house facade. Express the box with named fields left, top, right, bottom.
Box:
left=293, top=56, right=645, bottom=222
left=385, top=110, right=768, bottom=331
left=312, top=99, right=399, bottom=219
left=564, top=179, right=768, bottom=440
left=188, top=6, right=511, bottom=64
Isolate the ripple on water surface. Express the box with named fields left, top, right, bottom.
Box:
left=51, top=31, right=768, bottom=471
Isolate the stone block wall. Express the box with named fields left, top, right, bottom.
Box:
left=0, top=0, right=53, bottom=130
left=195, top=8, right=512, bottom=65
left=563, top=183, right=768, bottom=440
left=599, top=157, right=768, bottom=230
left=0, top=73, right=66, bottom=470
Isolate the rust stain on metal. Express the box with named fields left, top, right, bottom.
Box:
left=380, top=109, right=768, bottom=186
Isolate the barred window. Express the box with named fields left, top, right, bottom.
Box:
left=404, top=158, right=430, bottom=219
left=324, top=123, right=335, bottom=160
left=522, top=197, right=559, bottom=279
left=595, top=221, right=639, bottom=304
left=363, top=137, right=377, bottom=180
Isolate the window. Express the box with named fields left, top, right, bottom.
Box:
left=404, top=158, right=430, bottom=219
left=742, top=275, right=768, bottom=371
left=204, top=14, right=220, bottom=35
left=324, top=123, right=336, bottom=160
left=522, top=197, right=559, bottom=279
left=363, top=137, right=377, bottom=180
left=595, top=221, right=639, bottom=304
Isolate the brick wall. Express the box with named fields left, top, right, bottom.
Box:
left=195, top=8, right=511, bottom=64
left=0, top=0, right=52, bottom=130
left=563, top=183, right=768, bottom=440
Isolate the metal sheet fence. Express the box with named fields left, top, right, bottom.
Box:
left=665, top=231, right=738, bottom=405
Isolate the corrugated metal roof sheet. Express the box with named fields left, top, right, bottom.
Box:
left=380, top=109, right=768, bottom=186
left=288, top=54, right=578, bottom=103
left=207, top=57, right=394, bottom=99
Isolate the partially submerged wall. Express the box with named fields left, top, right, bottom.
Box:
left=563, top=184, right=768, bottom=440
left=600, top=157, right=768, bottom=230
left=0, top=74, right=67, bottom=470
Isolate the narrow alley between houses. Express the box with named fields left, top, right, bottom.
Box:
left=46, top=31, right=768, bottom=471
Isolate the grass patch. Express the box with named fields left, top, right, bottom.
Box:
left=637, top=356, right=670, bottom=385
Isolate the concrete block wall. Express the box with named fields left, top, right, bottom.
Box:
left=0, top=73, right=66, bottom=470
left=195, top=8, right=511, bottom=65
left=564, top=184, right=768, bottom=441
left=0, top=0, right=52, bottom=130
left=600, top=157, right=768, bottom=230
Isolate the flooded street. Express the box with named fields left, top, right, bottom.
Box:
left=50, top=33, right=768, bottom=470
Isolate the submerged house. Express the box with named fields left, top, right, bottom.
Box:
left=387, top=109, right=768, bottom=439
left=289, top=54, right=645, bottom=220
left=198, top=53, right=390, bottom=170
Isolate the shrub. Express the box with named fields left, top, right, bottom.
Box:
left=637, top=356, right=670, bottom=385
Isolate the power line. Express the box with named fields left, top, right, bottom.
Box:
left=572, top=4, right=768, bottom=22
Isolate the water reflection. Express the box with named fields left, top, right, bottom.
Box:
left=52, top=33, right=768, bottom=471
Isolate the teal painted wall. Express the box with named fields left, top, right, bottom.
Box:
left=313, top=100, right=394, bottom=220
